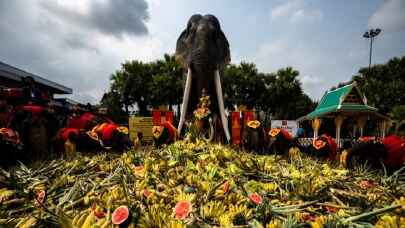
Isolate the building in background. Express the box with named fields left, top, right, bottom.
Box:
left=0, top=61, right=72, bottom=97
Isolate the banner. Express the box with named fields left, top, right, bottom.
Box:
left=242, top=111, right=255, bottom=126
left=152, top=111, right=161, bottom=126
left=271, top=120, right=298, bottom=137
left=129, top=116, right=153, bottom=143
left=231, top=111, right=241, bottom=145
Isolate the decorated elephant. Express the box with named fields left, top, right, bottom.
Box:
left=54, top=128, right=103, bottom=155
left=90, top=123, right=132, bottom=152
left=0, top=127, right=23, bottom=166
left=152, top=122, right=178, bottom=147
left=242, top=120, right=267, bottom=153
left=68, top=112, right=113, bottom=131
left=308, top=134, right=337, bottom=161
left=8, top=104, right=59, bottom=161
left=176, top=14, right=231, bottom=142
left=268, top=128, right=294, bottom=155
left=342, top=135, right=405, bottom=169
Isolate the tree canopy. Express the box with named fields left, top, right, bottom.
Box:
left=350, top=56, right=405, bottom=133
left=101, top=54, right=318, bottom=122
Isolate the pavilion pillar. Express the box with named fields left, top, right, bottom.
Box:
left=335, top=115, right=345, bottom=148
left=379, top=120, right=389, bottom=138
left=312, top=118, right=321, bottom=141
left=357, top=116, right=367, bottom=137
left=352, top=125, right=357, bottom=138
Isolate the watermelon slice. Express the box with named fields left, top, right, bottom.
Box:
left=112, top=205, right=130, bottom=225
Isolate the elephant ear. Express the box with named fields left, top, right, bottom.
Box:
left=176, top=14, right=202, bottom=68
left=175, top=30, right=188, bottom=68
left=216, top=30, right=231, bottom=68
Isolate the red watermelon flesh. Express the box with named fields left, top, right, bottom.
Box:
left=112, top=205, right=129, bottom=225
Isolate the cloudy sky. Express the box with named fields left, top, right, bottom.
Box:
left=1, top=0, right=404, bottom=104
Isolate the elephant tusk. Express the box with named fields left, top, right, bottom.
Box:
left=214, top=70, right=231, bottom=142
left=178, top=68, right=192, bottom=134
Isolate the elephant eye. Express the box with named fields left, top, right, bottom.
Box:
left=208, top=23, right=215, bottom=31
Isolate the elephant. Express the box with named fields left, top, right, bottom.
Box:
left=152, top=122, right=178, bottom=147
left=0, top=127, right=24, bottom=166
left=90, top=123, right=132, bottom=152
left=308, top=134, right=337, bottom=161
left=8, top=104, right=60, bottom=161
left=242, top=120, right=268, bottom=153
left=344, top=135, right=404, bottom=170
left=268, top=128, right=294, bottom=155
left=53, top=128, right=104, bottom=155
left=176, top=14, right=231, bottom=142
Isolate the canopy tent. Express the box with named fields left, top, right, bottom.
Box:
left=297, top=82, right=390, bottom=147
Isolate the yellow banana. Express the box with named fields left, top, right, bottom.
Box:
left=81, top=211, right=95, bottom=228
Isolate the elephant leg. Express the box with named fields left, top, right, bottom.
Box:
left=28, top=118, right=49, bottom=161
left=214, top=70, right=231, bottom=142
left=178, top=68, right=192, bottom=135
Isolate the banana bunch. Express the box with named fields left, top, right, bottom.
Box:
left=15, top=216, right=37, bottom=228
left=393, top=197, right=405, bottom=215
left=267, top=219, right=282, bottom=228
left=228, top=204, right=253, bottom=221
left=218, top=213, right=233, bottom=227
left=174, top=192, right=196, bottom=203
left=375, top=215, right=404, bottom=228
left=71, top=210, right=112, bottom=228
left=201, top=201, right=226, bottom=221
left=226, top=162, right=243, bottom=176
left=138, top=204, right=171, bottom=228
left=224, top=192, right=247, bottom=205
left=0, top=188, right=15, bottom=203
left=310, top=215, right=328, bottom=228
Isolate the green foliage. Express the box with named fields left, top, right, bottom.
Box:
left=103, top=54, right=183, bottom=116
left=352, top=56, right=405, bottom=116
left=102, top=55, right=316, bottom=122
left=223, top=64, right=316, bottom=120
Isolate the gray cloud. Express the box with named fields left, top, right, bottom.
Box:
left=0, top=0, right=151, bottom=104
left=41, top=0, right=149, bottom=38
left=369, top=0, right=405, bottom=32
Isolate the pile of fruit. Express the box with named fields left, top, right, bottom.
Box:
left=1, top=140, right=404, bottom=227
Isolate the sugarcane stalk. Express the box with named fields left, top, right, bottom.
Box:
left=343, top=204, right=401, bottom=223
left=316, top=202, right=351, bottom=209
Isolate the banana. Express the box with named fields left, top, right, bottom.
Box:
left=81, top=211, right=95, bottom=228
left=75, top=211, right=89, bottom=227
left=100, top=220, right=111, bottom=228
left=95, top=218, right=106, bottom=226
left=72, top=213, right=81, bottom=226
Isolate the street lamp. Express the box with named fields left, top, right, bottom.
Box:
left=363, top=28, right=381, bottom=71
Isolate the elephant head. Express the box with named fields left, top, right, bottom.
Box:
left=176, top=14, right=231, bottom=141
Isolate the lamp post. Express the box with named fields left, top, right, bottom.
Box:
left=363, top=28, right=381, bottom=71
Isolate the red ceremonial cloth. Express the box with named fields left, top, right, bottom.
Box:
left=15, top=104, right=45, bottom=117
left=243, top=111, right=255, bottom=126
left=231, top=111, right=241, bottom=145
left=383, top=135, right=405, bottom=168
left=280, top=129, right=293, bottom=140
left=165, top=111, right=174, bottom=124
left=68, top=113, right=97, bottom=130
left=152, top=111, right=161, bottom=126
left=98, top=123, right=119, bottom=142
left=162, top=121, right=177, bottom=141
left=59, top=128, right=79, bottom=141
left=322, top=134, right=337, bottom=161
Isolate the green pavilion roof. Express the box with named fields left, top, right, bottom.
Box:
left=298, top=83, right=388, bottom=121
